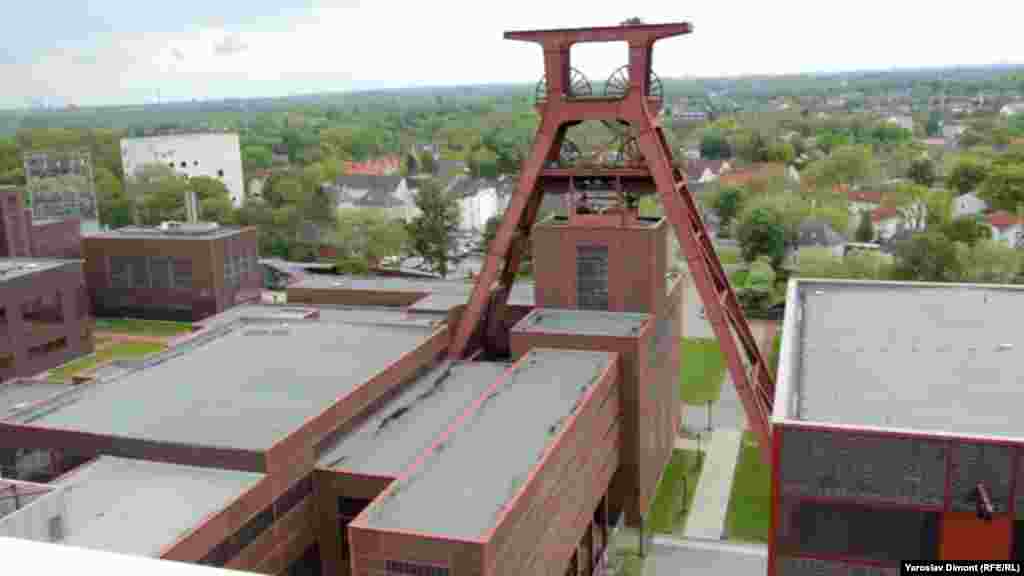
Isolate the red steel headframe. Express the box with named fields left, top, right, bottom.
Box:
left=448, top=21, right=775, bottom=458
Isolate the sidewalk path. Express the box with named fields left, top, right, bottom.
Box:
left=644, top=536, right=767, bottom=576
left=682, top=428, right=744, bottom=540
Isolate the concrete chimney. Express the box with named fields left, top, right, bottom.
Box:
left=185, top=190, right=199, bottom=223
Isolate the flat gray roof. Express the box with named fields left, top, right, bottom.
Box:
left=0, top=380, right=74, bottom=421
left=0, top=259, right=75, bottom=283
left=88, top=224, right=244, bottom=240
left=783, top=279, right=1024, bottom=438
left=55, top=456, right=263, bottom=557
left=317, top=361, right=508, bottom=476
left=362, top=348, right=613, bottom=540
left=195, top=304, right=440, bottom=332
left=512, top=308, right=650, bottom=337
left=31, top=319, right=434, bottom=450
left=292, top=275, right=535, bottom=306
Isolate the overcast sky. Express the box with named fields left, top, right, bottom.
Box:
left=3, top=0, right=1023, bottom=109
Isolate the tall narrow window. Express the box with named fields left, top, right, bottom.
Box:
left=576, top=245, right=609, bottom=310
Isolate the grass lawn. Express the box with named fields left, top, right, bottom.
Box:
left=648, top=449, right=704, bottom=534
left=48, top=341, right=167, bottom=382
left=724, top=431, right=772, bottom=543
left=769, top=330, right=782, bottom=375
left=729, top=268, right=749, bottom=287
left=680, top=338, right=727, bottom=405
left=716, top=245, right=741, bottom=265
left=93, top=317, right=194, bottom=337
left=639, top=196, right=661, bottom=218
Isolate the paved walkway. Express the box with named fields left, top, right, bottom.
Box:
left=682, top=428, right=744, bottom=540
left=644, top=536, right=767, bottom=576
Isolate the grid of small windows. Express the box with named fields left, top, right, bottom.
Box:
left=384, top=560, right=450, bottom=576
left=109, top=256, right=193, bottom=290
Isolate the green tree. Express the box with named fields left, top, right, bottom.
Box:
left=712, top=186, right=745, bottom=232
left=700, top=129, right=732, bottom=160
left=242, top=146, right=273, bottom=171
left=941, top=216, right=992, bottom=247
left=854, top=211, right=874, bottom=242
left=907, top=157, right=937, bottom=187
left=891, top=232, right=963, bottom=282
left=188, top=176, right=235, bottom=223
left=961, top=240, right=1019, bottom=284
left=406, top=178, right=462, bottom=278
left=419, top=151, right=437, bottom=175
left=331, top=208, right=408, bottom=268
left=945, top=157, right=990, bottom=195
left=926, top=111, right=942, bottom=137
left=94, top=166, right=133, bottom=229
left=978, top=163, right=1024, bottom=212
left=734, top=257, right=776, bottom=311
left=806, top=144, right=875, bottom=191
left=734, top=206, right=787, bottom=268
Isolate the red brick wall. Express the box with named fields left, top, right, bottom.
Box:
left=31, top=218, right=82, bottom=259
left=0, top=262, right=93, bottom=379
left=531, top=219, right=668, bottom=314
left=487, top=357, right=620, bottom=576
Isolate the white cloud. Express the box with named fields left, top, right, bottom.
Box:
left=3, top=0, right=1024, bottom=108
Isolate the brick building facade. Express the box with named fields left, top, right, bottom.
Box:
left=82, top=223, right=260, bottom=321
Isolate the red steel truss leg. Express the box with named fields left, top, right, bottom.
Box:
left=449, top=126, right=559, bottom=359
left=636, top=123, right=774, bottom=461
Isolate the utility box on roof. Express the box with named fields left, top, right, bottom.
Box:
left=531, top=216, right=668, bottom=314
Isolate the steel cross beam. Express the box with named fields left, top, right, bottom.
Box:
left=449, top=21, right=774, bottom=459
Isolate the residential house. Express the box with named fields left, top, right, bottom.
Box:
left=943, top=124, right=966, bottom=147
left=446, top=175, right=505, bottom=234
left=886, top=115, right=914, bottom=133
left=871, top=206, right=904, bottom=241
left=1000, top=103, right=1024, bottom=117
left=796, top=220, right=848, bottom=259
left=325, top=175, right=417, bottom=222
left=717, top=162, right=786, bottom=189
left=683, top=159, right=732, bottom=189
left=680, top=147, right=701, bottom=161
left=952, top=192, right=989, bottom=219
left=987, top=211, right=1024, bottom=247
left=846, top=189, right=884, bottom=218
left=344, top=156, right=401, bottom=176
left=271, top=143, right=289, bottom=165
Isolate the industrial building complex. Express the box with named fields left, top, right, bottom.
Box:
left=3, top=17, right=1018, bottom=576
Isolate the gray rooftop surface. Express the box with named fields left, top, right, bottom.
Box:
left=362, top=348, right=613, bottom=540
left=31, top=319, right=434, bottom=450
left=293, top=275, right=535, bottom=305
left=0, top=379, right=74, bottom=421
left=788, top=280, right=1024, bottom=438
left=317, top=361, right=508, bottom=476
left=55, top=456, right=263, bottom=557
left=0, top=259, right=74, bottom=283
left=195, top=304, right=441, bottom=332
left=512, top=308, right=650, bottom=337
left=87, top=224, right=244, bottom=240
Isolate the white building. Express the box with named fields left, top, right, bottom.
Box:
left=447, top=175, right=511, bottom=234
left=987, top=211, right=1024, bottom=247
left=886, top=115, right=914, bottom=133
left=121, top=133, right=246, bottom=208
left=952, top=192, right=988, bottom=219
left=871, top=207, right=904, bottom=241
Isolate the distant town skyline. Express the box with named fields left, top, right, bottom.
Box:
left=3, top=0, right=1023, bottom=109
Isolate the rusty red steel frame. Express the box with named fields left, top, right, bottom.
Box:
left=448, top=21, right=775, bottom=457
